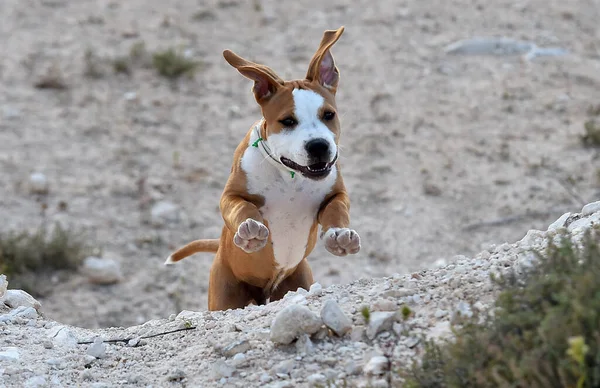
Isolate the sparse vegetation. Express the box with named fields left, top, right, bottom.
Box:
left=581, top=104, right=600, bottom=147
left=83, top=48, right=104, bottom=79
left=402, top=228, right=600, bottom=388
left=106, top=42, right=201, bottom=79
left=582, top=119, right=600, bottom=147
left=192, top=9, right=216, bottom=21
left=34, top=64, right=68, bottom=89
left=401, top=306, right=412, bottom=320
left=0, top=224, right=90, bottom=296
left=129, top=41, right=149, bottom=64
left=152, top=48, right=200, bottom=79
left=361, top=306, right=371, bottom=323
left=587, top=104, right=600, bottom=117
left=112, top=57, right=131, bottom=75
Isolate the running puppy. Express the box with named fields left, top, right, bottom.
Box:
left=166, top=27, right=360, bottom=310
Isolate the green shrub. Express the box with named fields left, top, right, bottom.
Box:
left=112, top=57, right=132, bottom=75
left=582, top=119, right=600, bottom=147
left=152, top=48, right=200, bottom=79
left=0, top=224, right=90, bottom=296
left=403, top=227, right=600, bottom=388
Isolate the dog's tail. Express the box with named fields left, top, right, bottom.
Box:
left=164, top=239, right=220, bottom=265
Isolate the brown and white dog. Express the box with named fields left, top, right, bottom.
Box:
left=165, top=27, right=360, bottom=311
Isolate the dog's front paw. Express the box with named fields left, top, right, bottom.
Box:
left=234, top=218, right=269, bottom=253
left=322, top=228, right=361, bottom=256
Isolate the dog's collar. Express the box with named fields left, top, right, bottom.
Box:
left=252, top=121, right=297, bottom=178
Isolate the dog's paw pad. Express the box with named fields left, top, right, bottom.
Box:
left=323, top=228, right=361, bottom=256
left=234, top=218, right=269, bottom=253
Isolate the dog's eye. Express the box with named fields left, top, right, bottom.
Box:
left=322, top=111, right=336, bottom=121
left=279, top=117, right=297, bottom=127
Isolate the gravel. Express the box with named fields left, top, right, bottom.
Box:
left=0, top=203, right=598, bottom=386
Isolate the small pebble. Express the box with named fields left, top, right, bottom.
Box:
left=87, top=337, right=106, bottom=359
left=270, top=305, right=322, bottom=345
left=364, top=356, right=388, bottom=375
left=28, top=172, right=49, bottom=194
left=582, top=201, right=600, bottom=216
left=81, top=257, right=122, bottom=285
left=321, top=299, right=352, bottom=336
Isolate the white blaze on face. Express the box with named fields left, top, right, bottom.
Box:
left=267, top=89, right=337, bottom=167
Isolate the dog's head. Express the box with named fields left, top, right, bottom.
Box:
left=223, top=27, right=344, bottom=180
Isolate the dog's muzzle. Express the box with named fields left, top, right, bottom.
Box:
left=280, top=152, right=337, bottom=180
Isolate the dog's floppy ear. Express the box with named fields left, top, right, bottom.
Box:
left=223, top=50, right=284, bottom=102
left=305, top=27, right=344, bottom=93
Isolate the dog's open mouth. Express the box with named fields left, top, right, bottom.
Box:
left=280, top=156, right=336, bottom=179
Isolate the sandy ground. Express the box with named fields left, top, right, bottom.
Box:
left=1, top=0, right=599, bottom=328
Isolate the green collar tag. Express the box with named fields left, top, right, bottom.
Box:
left=252, top=137, right=263, bottom=147
left=290, top=171, right=295, bottom=178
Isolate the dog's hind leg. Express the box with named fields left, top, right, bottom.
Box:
left=208, top=254, right=253, bottom=311
left=270, top=259, right=314, bottom=302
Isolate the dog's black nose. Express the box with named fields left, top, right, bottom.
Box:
left=305, top=138, right=330, bottom=161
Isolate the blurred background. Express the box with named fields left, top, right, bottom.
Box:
left=0, top=0, right=598, bottom=328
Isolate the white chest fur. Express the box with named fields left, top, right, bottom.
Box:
left=240, top=134, right=336, bottom=272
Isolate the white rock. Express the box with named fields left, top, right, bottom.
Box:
left=83, top=355, right=97, bottom=366
left=29, top=172, right=49, bottom=194
left=220, top=339, right=250, bottom=357
left=259, top=373, right=272, bottom=384
left=128, top=337, right=141, bottom=347
left=176, top=310, right=201, bottom=320
left=211, top=360, right=234, bottom=379
left=287, top=294, right=307, bottom=305
left=270, top=305, right=322, bottom=345
left=151, top=201, right=181, bottom=226
left=24, top=376, right=46, bottom=388
left=582, top=201, right=600, bottom=216
left=81, top=257, right=122, bottom=285
left=405, top=336, right=420, bottom=348
left=307, top=373, right=327, bottom=386
left=568, top=212, right=600, bottom=232
left=166, top=368, right=186, bottom=382
left=308, top=283, right=323, bottom=296
left=123, top=91, right=137, bottom=101
left=0, top=306, right=38, bottom=322
left=345, top=360, right=362, bottom=375
left=273, top=359, right=295, bottom=375
left=364, top=356, right=388, bottom=375
left=295, top=334, right=314, bottom=355
left=548, top=212, right=571, bottom=231
left=455, top=301, right=473, bottom=318
left=428, top=321, right=452, bottom=340
left=0, top=347, right=20, bottom=361
left=231, top=353, right=246, bottom=367
left=366, top=311, right=397, bottom=340
left=46, top=357, right=68, bottom=369
left=1, top=289, right=42, bottom=312
left=320, top=299, right=352, bottom=337
left=0, top=274, right=7, bottom=298
left=47, top=325, right=78, bottom=348
left=87, top=337, right=106, bottom=359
